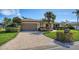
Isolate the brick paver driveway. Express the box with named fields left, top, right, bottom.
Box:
left=0, top=31, right=58, bottom=50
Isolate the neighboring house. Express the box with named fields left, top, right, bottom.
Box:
left=21, top=19, right=41, bottom=31
left=0, top=23, right=3, bottom=28
left=73, top=26, right=79, bottom=30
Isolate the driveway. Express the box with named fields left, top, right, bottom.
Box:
left=0, top=31, right=58, bottom=50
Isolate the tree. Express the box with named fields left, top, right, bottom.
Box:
left=44, top=11, right=56, bottom=30
left=12, top=17, right=22, bottom=25
left=73, top=9, right=79, bottom=29
left=3, top=17, right=11, bottom=28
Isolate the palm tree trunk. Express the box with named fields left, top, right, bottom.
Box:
left=76, top=16, right=79, bottom=30
left=48, top=22, right=51, bottom=31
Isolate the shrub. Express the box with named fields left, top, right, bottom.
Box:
left=64, top=24, right=75, bottom=29
left=56, top=32, right=65, bottom=42
left=0, top=28, right=1, bottom=32
left=0, top=28, right=5, bottom=32
left=7, top=23, right=16, bottom=27
left=68, top=26, right=75, bottom=29
left=58, top=27, right=64, bottom=30
left=64, top=33, right=73, bottom=42
left=56, top=32, right=73, bottom=43
left=5, top=27, right=20, bottom=32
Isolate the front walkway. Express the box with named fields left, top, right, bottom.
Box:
left=0, top=31, right=58, bottom=50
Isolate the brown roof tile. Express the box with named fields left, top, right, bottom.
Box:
left=22, top=18, right=41, bottom=22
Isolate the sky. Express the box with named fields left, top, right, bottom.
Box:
left=0, top=9, right=77, bottom=23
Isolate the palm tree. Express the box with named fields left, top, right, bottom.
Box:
left=73, top=9, right=79, bottom=29
left=44, top=11, right=56, bottom=30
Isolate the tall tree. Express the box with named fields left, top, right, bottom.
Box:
left=44, top=11, right=56, bottom=30
left=73, top=9, right=79, bottom=29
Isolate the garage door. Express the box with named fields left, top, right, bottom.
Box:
left=21, top=23, right=37, bottom=31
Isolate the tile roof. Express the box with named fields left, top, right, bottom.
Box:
left=22, top=18, right=41, bottom=22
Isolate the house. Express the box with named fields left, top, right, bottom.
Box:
left=0, top=23, right=3, bottom=28
left=73, top=26, right=79, bottom=30
left=21, top=19, right=41, bottom=31
left=21, top=18, right=54, bottom=31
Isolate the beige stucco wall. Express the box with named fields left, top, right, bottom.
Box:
left=40, top=22, right=53, bottom=29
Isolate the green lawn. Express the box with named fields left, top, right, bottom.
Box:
left=43, top=31, right=56, bottom=39
left=43, top=30, right=79, bottom=41
left=71, top=30, right=79, bottom=41
left=0, top=32, right=17, bottom=45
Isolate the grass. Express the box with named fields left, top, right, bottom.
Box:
left=43, top=31, right=56, bottom=39
left=71, top=30, right=79, bottom=41
left=0, top=32, right=17, bottom=45
left=43, top=30, right=79, bottom=41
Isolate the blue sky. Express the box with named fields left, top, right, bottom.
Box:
left=0, top=9, right=77, bottom=23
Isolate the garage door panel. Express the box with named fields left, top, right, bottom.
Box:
left=21, top=23, right=37, bottom=31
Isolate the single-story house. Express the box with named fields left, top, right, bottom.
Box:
left=21, top=18, right=54, bottom=31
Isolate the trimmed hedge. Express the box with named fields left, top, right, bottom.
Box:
left=5, top=27, right=20, bottom=32
left=56, top=32, right=73, bottom=43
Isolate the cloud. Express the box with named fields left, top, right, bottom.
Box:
left=69, top=19, right=76, bottom=22
left=15, top=9, right=21, bottom=17
left=0, top=9, right=21, bottom=17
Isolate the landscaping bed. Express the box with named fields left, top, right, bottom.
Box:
left=0, top=32, right=17, bottom=46
left=43, top=30, right=79, bottom=41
